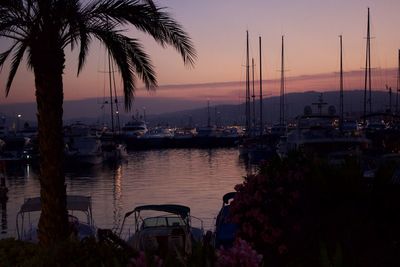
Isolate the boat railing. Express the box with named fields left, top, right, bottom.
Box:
left=190, top=215, right=204, bottom=231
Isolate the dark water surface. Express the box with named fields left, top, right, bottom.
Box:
left=0, top=148, right=249, bottom=239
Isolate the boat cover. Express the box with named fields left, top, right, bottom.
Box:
left=19, top=195, right=92, bottom=213
left=130, top=204, right=190, bottom=219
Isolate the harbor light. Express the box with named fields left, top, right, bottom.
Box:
left=17, top=114, right=22, bottom=132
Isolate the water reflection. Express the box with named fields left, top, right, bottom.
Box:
left=0, top=148, right=248, bottom=238
left=0, top=199, right=7, bottom=234
left=0, top=173, right=7, bottom=234
left=112, top=164, right=123, bottom=231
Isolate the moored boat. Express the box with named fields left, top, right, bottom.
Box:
left=16, top=195, right=97, bottom=242
left=119, top=204, right=203, bottom=257
left=64, top=122, right=103, bottom=165
left=214, top=192, right=237, bottom=248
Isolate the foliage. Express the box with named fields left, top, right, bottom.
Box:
left=0, top=237, right=135, bottom=267
left=230, top=153, right=400, bottom=266
left=216, top=238, right=263, bottom=267
left=128, top=251, right=163, bottom=267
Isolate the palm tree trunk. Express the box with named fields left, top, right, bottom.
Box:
left=32, top=39, right=69, bottom=246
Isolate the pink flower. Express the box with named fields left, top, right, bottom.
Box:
left=290, top=190, right=300, bottom=200
left=278, top=244, right=288, bottom=255
left=292, top=223, right=301, bottom=232
left=271, top=227, right=282, bottom=238
left=128, top=251, right=163, bottom=267
left=217, top=238, right=263, bottom=267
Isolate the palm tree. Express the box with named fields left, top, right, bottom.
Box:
left=0, top=0, right=195, bottom=246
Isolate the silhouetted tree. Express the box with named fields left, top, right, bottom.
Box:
left=0, top=0, right=195, bottom=246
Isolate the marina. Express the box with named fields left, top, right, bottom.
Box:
left=0, top=148, right=248, bottom=239
left=1, top=0, right=400, bottom=265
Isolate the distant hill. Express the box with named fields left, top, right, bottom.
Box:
left=146, top=90, right=393, bottom=127
left=0, top=90, right=393, bottom=127
left=0, top=96, right=211, bottom=126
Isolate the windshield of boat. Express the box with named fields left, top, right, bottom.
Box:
left=141, top=216, right=185, bottom=229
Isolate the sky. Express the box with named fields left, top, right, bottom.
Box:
left=1, top=0, right=400, bottom=114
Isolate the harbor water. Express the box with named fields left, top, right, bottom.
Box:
left=0, top=148, right=249, bottom=239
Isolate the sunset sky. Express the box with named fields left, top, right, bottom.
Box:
left=1, top=0, right=400, bottom=113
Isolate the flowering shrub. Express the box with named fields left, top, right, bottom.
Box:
left=229, top=152, right=400, bottom=266
left=229, top=156, right=306, bottom=265
left=128, top=251, right=163, bottom=267
left=217, top=238, right=263, bottom=267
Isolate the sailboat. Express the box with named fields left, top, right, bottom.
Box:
left=239, top=33, right=276, bottom=161
left=100, top=52, right=127, bottom=162
left=276, top=36, right=369, bottom=159
left=363, top=7, right=373, bottom=125
left=238, top=31, right=253, bottom=157
left=270, top=36, right=287, bottom=138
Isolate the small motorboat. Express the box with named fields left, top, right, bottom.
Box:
left=119, top=204, right=203, bottom=257
left=16, top=195, right=97, bottom=242
left=214, top=192, right=237, bottom=248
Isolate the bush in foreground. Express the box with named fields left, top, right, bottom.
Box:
left=230, top=154, right=400, bottom=266
left=0, top=237, right=133, bottom=267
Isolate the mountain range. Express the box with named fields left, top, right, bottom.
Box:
left=146, top=90, right=394, bottom=127
left=0, top=90, right=394, bottom=128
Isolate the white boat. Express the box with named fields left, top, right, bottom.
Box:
left=196, top=125, right=218, bottom=138
left=100, top=132, right=127, bottom=162
left=120, top=204, right=203, bottom=257
left=16, top=195, right=96, bottom=242
left=141, top=127, right=174, bottom=139
left=64, top=122, right=103, bottom=165
left=173, top=128, right=196, bottom=139
left=278, top=114, right=369, bottom=158
left=122, top=119, right=148, bottom=138
left=220, top=127, right=243, bottom=138
left=0, top=135, right=30, bottom=162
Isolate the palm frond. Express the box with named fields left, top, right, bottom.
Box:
left=124, top=37, right=157, bottom=89
left=6, top=42, right=27, bottom=96
left=0, top=42, right=18, bottom=71
left=91, top=27, right=136, bottom=110
left=140, top=0, right=156, bottom=11
left=76, top=28, right=90, bottom=75
left=152, top=11, right=197, bottom=67
left=0, top=7, right=31, bottom=41
left=87, top=0, right=196, bottom=67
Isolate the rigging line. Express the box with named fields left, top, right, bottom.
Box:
left=252, top=58, right=256, bottom=129
left=259, top=36, right=263, bottom=136
left=110, top=58, right=121, bottom=133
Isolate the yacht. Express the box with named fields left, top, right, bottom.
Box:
left=278, top=113, right=369, bottom=158
left=64, top=122, right=103, bottom=165
left=122, top=118, right=148, bottom=138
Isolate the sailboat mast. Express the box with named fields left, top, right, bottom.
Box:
left=108, top=53, right=115, bottom=132
left=259, top=36, right=263, bottom=136
left=207, top=100, right=211, bottom=127
left=246, top=31, right=251, bottom=133
left=110, top=58, right=121, bottom=133
left=252, top=58, right=256, bottom=129
left=397, top=49, right=400, bottom=114
left=368, top=8, right=372, bottom=114
left=339, top=35, right=344, bottom=131
left=363, top=7, right=372, bottom=124
left=280, top=35, right=285, bottom=125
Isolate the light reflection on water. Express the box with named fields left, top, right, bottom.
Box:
left=0, top=148, right=250, bottom=239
